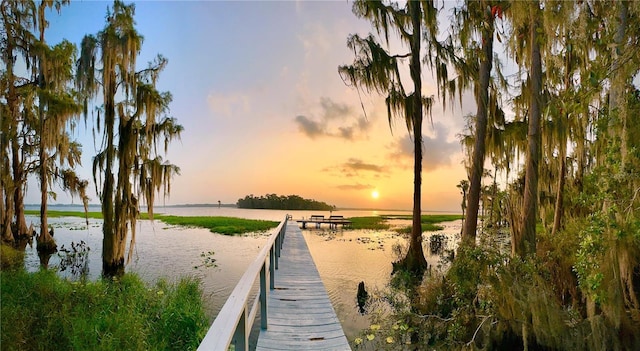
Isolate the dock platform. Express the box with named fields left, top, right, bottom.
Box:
left=296, top=215, right=352, bottom=229
left=256, top=224, right=351, bottom=350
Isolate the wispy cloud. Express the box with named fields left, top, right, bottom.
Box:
left=294, top=97, right=370, bottom=140
left=207, top=92, right=250, bottom=118
left=343, top=158, right=386, bottom=173
left=323, top=158, right=388, bottom=180
left=294, top=115, right=324, bottom=138
left=335, top=183, right=374, bottom=190
left=387, top=123, right=461, bottom=172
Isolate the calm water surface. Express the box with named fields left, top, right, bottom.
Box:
left=22, top=206, right=461, bottom=342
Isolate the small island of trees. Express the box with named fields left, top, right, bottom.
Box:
left=237, top=194, right=335, bottom=211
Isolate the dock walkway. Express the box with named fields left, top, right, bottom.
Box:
left=256, top=224, right=351, bottom=350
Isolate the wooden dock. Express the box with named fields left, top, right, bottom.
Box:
left=197, top=218, right=351, bottom=351
left=256, top=223, right=350, bottom=350
left=296, top=215, right=352, bottom=229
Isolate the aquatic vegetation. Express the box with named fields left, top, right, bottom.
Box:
left=156, top=216, right=278, bottom=235
left=349, top=216, right=391, bottom=230
left=389, top=214, right=461, bottom=234
left=25, top=210, right=104, bottom=219
left=57, top=241, right=91, bottom=280
left=24, top=210, right=279, bottom=235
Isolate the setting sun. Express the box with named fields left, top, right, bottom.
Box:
left=371, top=190, right=380, bottom=199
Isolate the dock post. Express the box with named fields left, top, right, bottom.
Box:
left=269, top=247, right=275, bottom=288
left=275, top=235, right=280, bottom=269
left=260, top=263, right=268, bottom=329
left=233, top=308, right=248, bottom=351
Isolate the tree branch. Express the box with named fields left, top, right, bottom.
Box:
left=466, top=315, right=494, bottom=347
left=391, top=52, right=412, bottom=59
left=416, top=314, right=455, bottom=322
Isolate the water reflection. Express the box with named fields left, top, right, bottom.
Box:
left=38, top=250, right=54, bottom=269
left=357, top=281, right=369, bottom=314
left=302, top=219, right=461, bottom=339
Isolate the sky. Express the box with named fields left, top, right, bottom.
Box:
left=26, top=0, right=477, bottom=212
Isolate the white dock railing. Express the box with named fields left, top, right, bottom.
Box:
left=197, top=216, right=288, bottom=351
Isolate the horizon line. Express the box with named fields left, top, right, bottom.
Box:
left=25, top=203, right=461, bottom=214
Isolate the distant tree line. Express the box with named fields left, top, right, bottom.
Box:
left=237, top=194, right=335, bottom=211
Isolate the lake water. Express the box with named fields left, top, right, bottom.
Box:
left=21, top=205, right=461, bottom=342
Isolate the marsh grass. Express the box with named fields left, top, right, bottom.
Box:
left=384, top=214, right=462, bottom=234
left=348, top=215, right=461, bottom=232
left=393, top=223, right=444, bottom=234
left=349, top=216, right=390, bottom=230
left=0, top=269, right=208, bottom=351
left=25, top=209, right=104, bottom=219
left=381, top=214, right=462, bottom=222
left=24, top=210, right=279, bottom=235
left=157, top=216, right=278, bottom=235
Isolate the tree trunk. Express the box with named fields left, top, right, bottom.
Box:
left=601, top=0, right=629, bottom=332
left=12, top=138, right=28, bottom=238
left=8, top=27, right=27, bottom=238
left=609, top=1, right=627, bottom=158
left=2, top=4, right=18, bottom=243
left=515, top=1, right=542, bottom=257
left=102, top=78, right=123, bottom=278
left=36, top=6, right=55, bottom=254
left=37, top=146, right=56, bottom=253
left=551, top=154, right=565, bottom=236
left=0, top=172, right=12, bottom=243
left=397, top=0, right=427, bottom=275
left=463, top=8, right=494, bottom=246
left=490, top=168, right=497, bottom=227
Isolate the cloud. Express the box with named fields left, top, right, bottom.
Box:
left=335, top=183, right=374, bottom=190
left=294, top=97, right=370, bottom=140
left=323, top=158, right=388, bottom=180
left=322, top=157, right=388, bottom=179
left=207, top=92, right=250, bottom=118
left=294, top=115, right=324, bottom=139
left=319, top=97, right=351, bottom=120
left=388, top=122, right=461, bottom=172
left=343, top=158, right=386, bottom=173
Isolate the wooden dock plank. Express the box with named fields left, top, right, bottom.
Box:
left=256, top=224, right=351, bottom=351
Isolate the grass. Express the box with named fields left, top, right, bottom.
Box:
left=0, top=244, right=24, bottom=270
left=393, top=223, right=445, bottom=234
left=348, top=216, right=390, bottom=230
left=24, top=210, right=279, bottom=235
left=381, top=214, right=462, bottom=222
left=157, top=216, right=278, bottom=235
left=0, top=269, right=209, bottom=351
left=347, top=214, right=462, bottom=231
left=25, top=209, right=105, bottom=219
left=383, top=214, right=463, bottom=234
